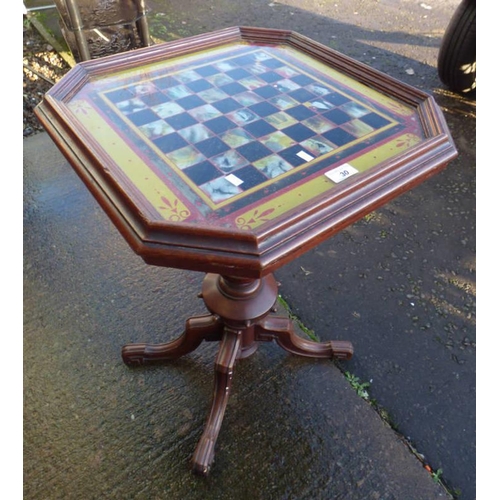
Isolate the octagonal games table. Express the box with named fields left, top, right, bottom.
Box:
left=35, top=26, right=457, bottom=475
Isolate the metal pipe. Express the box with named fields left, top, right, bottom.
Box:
left=62, top=0, right=91, bottom=61
left=25, top=5, right=57, bottom=12
left=136, top=0, right=151, bottom=47
left=23, top=63, right=56, bottom=85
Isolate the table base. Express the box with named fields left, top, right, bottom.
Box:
left=121, top=273, right=353, bottom=476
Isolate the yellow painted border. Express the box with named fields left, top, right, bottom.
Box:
left=68, top=42, right=422, bottom=229
left=69, top=99, right=190, bottom=222
left=235, top=132, right=422, bottom=230
left=92, top=44, right=408, bottom=212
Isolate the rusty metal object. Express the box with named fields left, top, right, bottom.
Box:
left=54, top=0, right=151, bottom=61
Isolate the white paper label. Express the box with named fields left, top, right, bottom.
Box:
left=325, top=163, right=359, bottom=183
left=225, top=174, right=244, bottom=186
left=296, top=150, right=315, bottom=162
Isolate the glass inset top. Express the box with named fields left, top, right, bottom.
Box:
left=67, top=41, right=424, bottom=231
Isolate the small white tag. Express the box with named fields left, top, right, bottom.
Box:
left=325, top=163, right=359, bottom=183
left=225, top=174, right=244, bottom=186
left=296, top=150, right=314, bottom=162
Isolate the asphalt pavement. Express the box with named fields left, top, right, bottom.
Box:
left=23, top=1, right=475, bottom=499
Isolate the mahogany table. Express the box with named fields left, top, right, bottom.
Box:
left=35, top=26, right=457, bottom=476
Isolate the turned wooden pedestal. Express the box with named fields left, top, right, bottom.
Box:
left=122, top=273, right=353, bottom=475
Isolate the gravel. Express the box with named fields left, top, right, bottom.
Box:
left=23, top=16, right=71, bottom=138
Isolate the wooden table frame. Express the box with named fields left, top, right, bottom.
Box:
left=35, top=26, right=457, bottom=475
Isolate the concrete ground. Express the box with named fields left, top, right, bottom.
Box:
left=23, top=1, right=475, bottom=499
left=23, top=131, right=453, bottom=499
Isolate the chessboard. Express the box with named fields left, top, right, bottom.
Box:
left=77, top=43, right=417, bottom=219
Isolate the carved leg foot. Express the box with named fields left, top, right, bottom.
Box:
left=122, top=314, right=223, bottom=366
left=191, top=328, right=242, bottom=476
left=256, top=316, right=353, bottom=360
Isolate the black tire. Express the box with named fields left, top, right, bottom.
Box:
left=437, top=0, right=476, bottom=94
